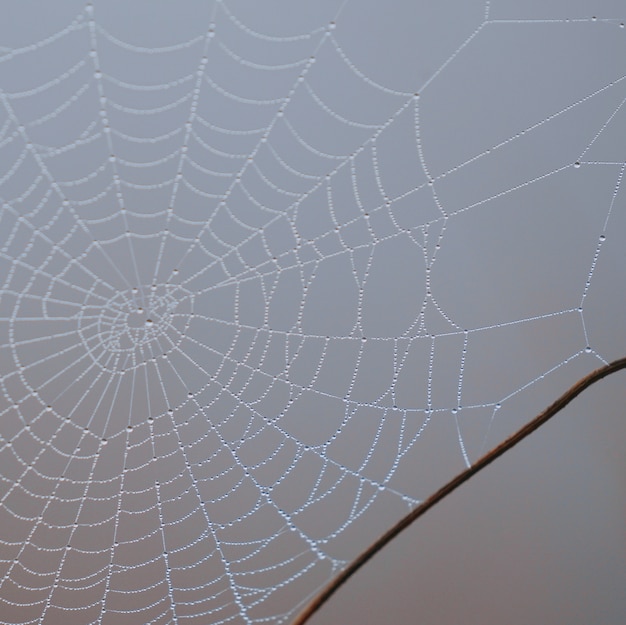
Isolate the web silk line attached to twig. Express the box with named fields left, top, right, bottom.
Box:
left=292, top=356, right=626, bottom=625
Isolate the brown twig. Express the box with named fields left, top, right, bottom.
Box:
left=291, top=356, right=626, bottom=625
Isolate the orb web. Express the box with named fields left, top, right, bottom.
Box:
left=0, top=1, right=625, bottom=624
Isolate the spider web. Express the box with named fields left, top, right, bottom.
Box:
left=0, top=1, right=625, bottom=624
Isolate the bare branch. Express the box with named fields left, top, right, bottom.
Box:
left=292, top=356, right=626, bottom=625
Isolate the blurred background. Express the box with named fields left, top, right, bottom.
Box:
left=0, top=2, right=624, bottom=624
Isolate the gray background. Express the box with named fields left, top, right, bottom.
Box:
left=0, top=1, right=624, bottom=624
